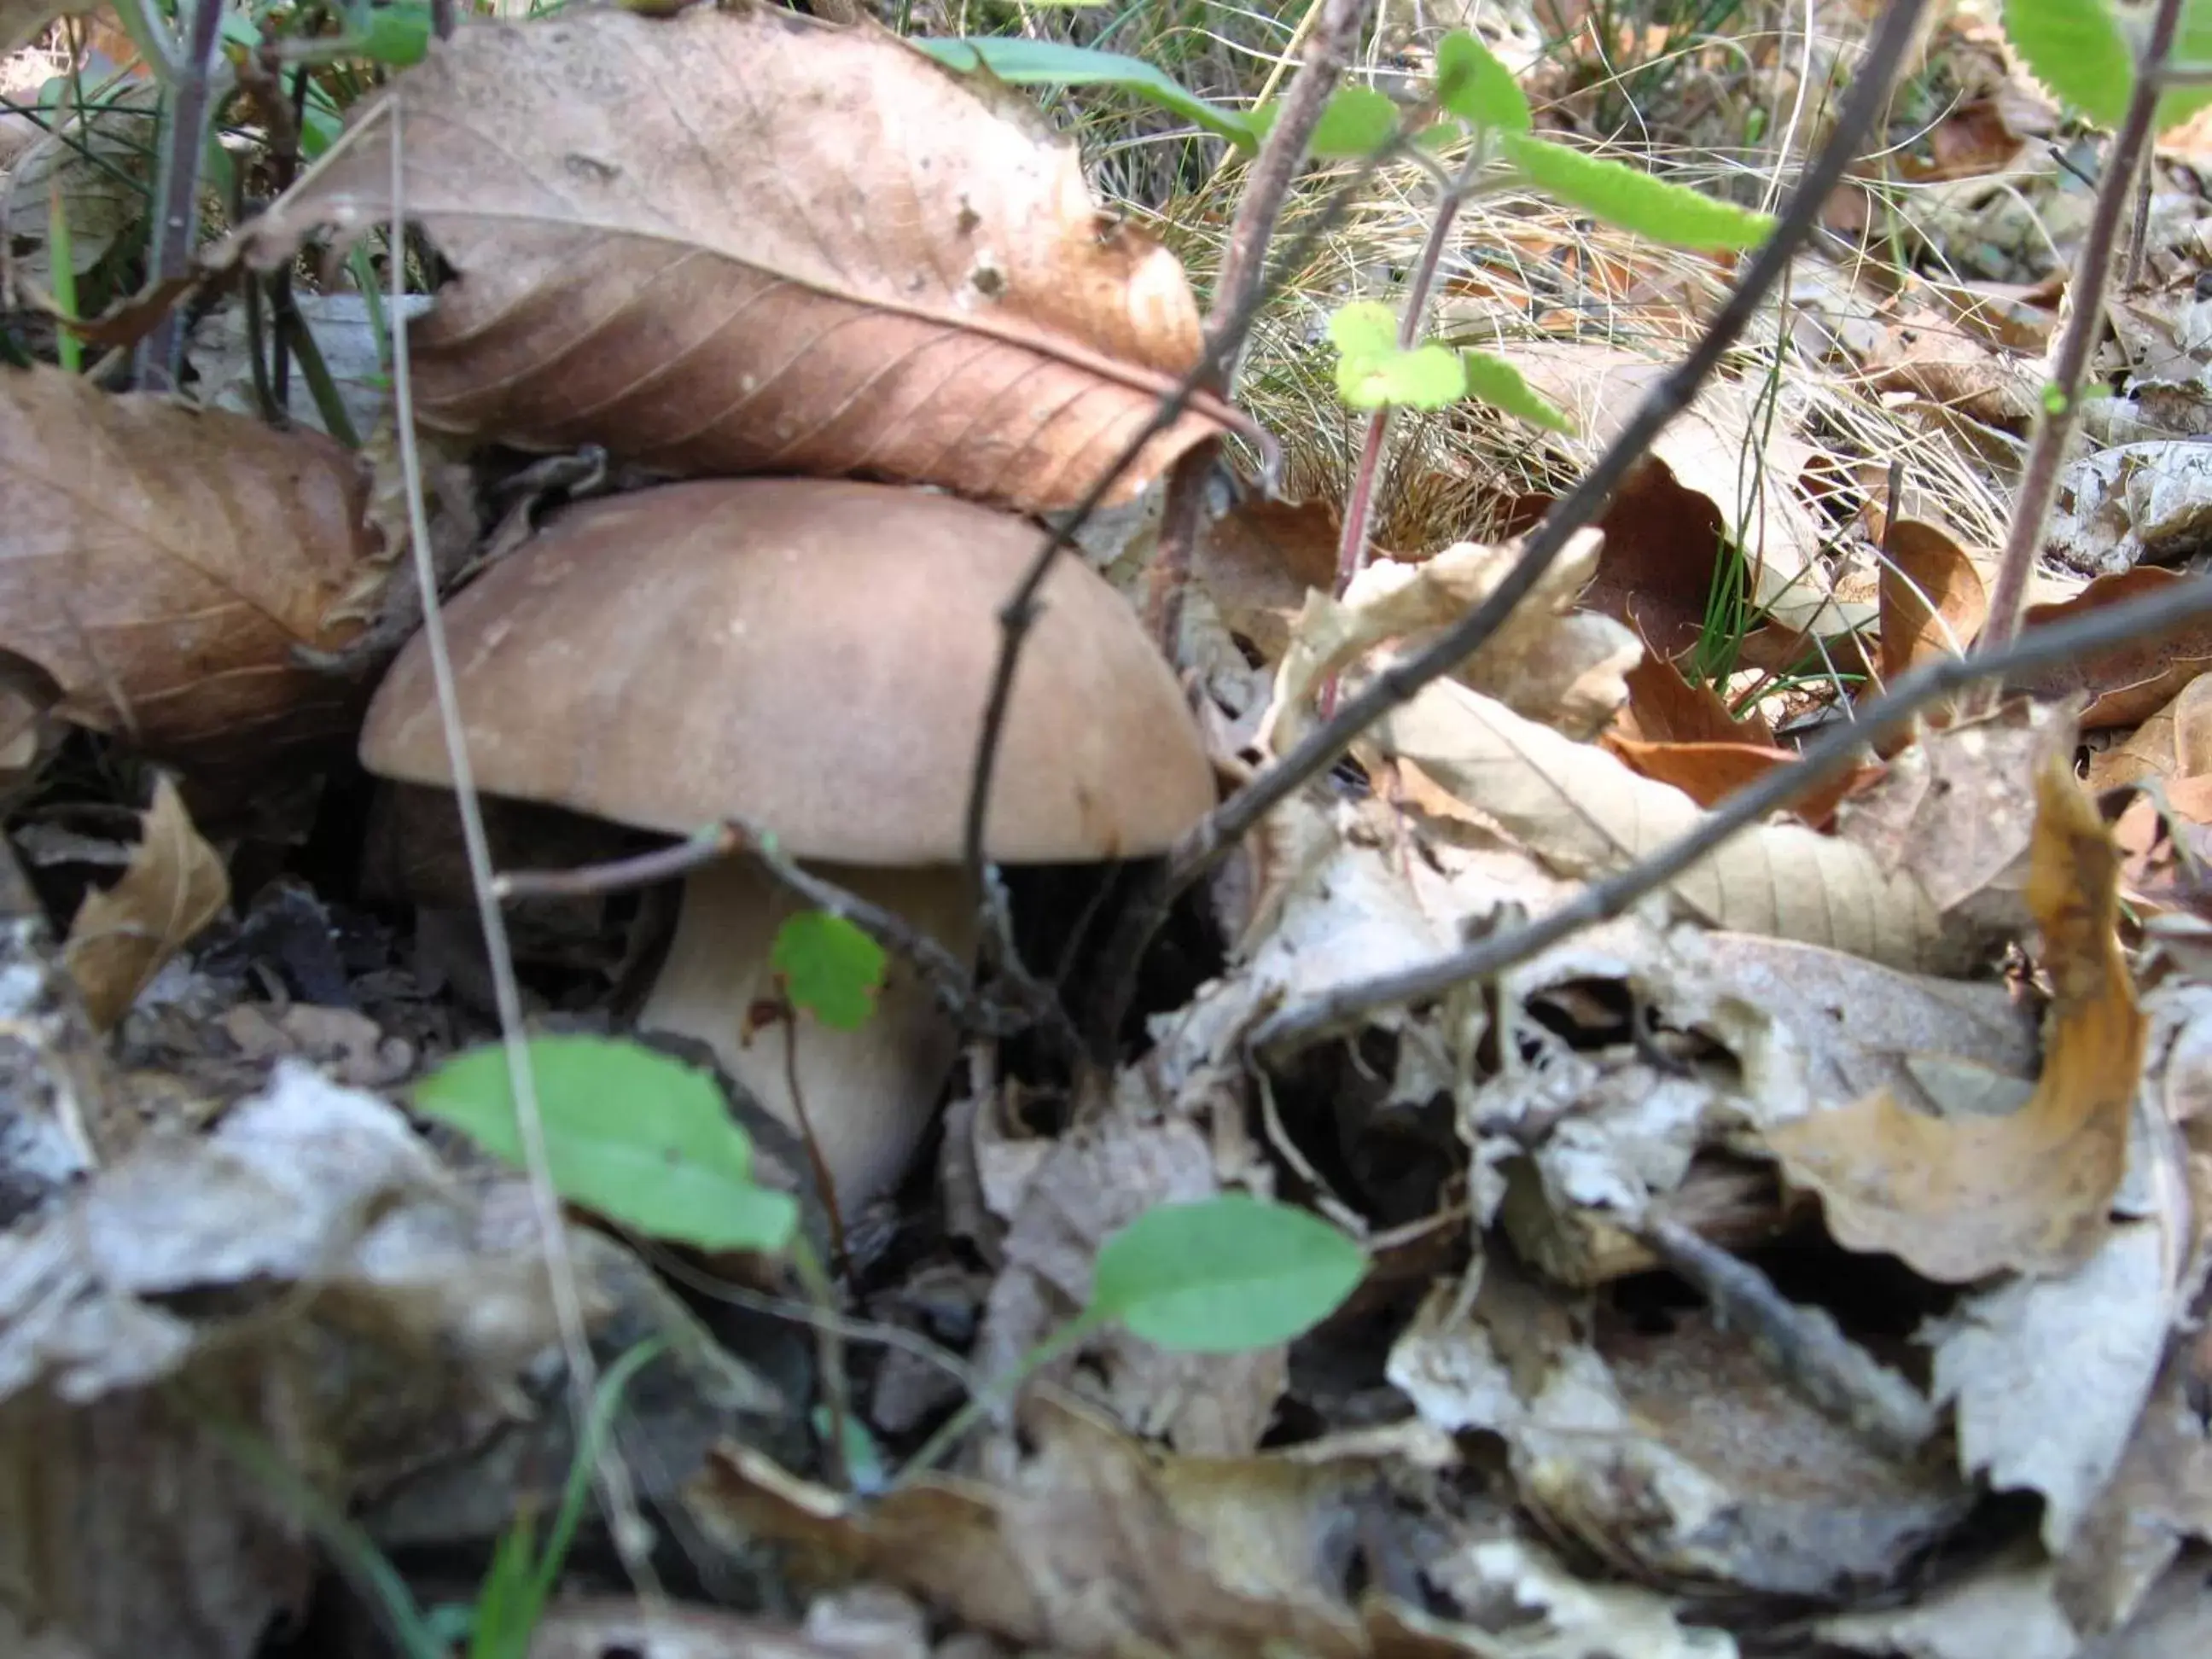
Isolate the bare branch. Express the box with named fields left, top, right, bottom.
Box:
left=1249, top=568, right=2212, bottom=1051
left=1173, top=0, right=1935, bottom=882
left=1975, top=0, right=2185, bottom=677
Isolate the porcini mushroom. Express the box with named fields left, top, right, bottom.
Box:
left=360, top=478, right=1215, bottom=1211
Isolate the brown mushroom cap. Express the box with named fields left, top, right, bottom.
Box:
left=360, top=478, right=1215, bottom=864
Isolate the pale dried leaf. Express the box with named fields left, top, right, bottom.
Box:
left=1370, top=678, right=1965, bottom=972
left=1928, top=1220, right=2174, bottom=1552
left=1260, top=528, right=1627, bottom=753
left=1767, top=759, right=2146, bottom=1282
left=2049, top=443, right=2212, bottom=578
left=1837, top=696, right=2077, bottom=918
left=216, top=7, right=1229, bottom=512
left=2, top=79, right=159, bottom=290
left=0, top=364, right=378, bottom=765
left=60, top=775, right=225, bottom=1031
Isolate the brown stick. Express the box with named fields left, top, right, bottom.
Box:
left=1974, top=0, right=2185, bottom=680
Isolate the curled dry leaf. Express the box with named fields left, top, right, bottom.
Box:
left=1601, top=735, right=1877, bottom=826
left=215, top=6, right=1232, bottom=513
left=0, top=365, right=379, bottom=766
left=61, top=774, right=228, bottom=1031
left=2086, top=673, right=2212, bottom=791
left=1877, top=518, right=1988, bottom=683
left=1766, top=756, right=2146, bottom=1283
left=1261, top=528, right=1635, bottom=753
left=1368, top=678, right=1966, bottom=973
left=2011, top=568, right=2212, bottom=730
left=1618, top=650, right=1773, bottom=747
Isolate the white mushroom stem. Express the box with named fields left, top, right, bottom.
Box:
left=638, top=855, right=980, bottom=1214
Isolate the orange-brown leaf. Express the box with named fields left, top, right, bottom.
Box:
left=0, top=365, right=379, bottom=767
left=2014, top=568, right=2212, bottom=730
left=62, top=774, right=230, bottom=1029
left=216, top=7, right=1231, bottom=514
left=1767, top=755, right=2145, bottom=1282
left=1604, top=735, right=1877, bottom=827
left=1877, top=519, right=1988, bottom=682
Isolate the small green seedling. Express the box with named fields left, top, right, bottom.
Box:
left=415, top=1033, right=800, bottom=1254
left=903, top=1192, right=1365, bottom=1476
left=770, top=908, right=888, bottom=1032
left=1315, top=31, right=1770, bottom=436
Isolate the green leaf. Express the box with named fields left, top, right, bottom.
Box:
left=1090, top=1195, right=1365, bottom=1353
left=1325, top=299, right=1400, bottom=358
left=1327, top=300, right=1464, bottom=409
left=1502, top=133, right=1774, bottom=251
left=415, top=1036, right=800, bottom=1254
left=2002, top=0, right=2133, bottom=125
left=771, top=911, right=887, bottom=1032
left=360, top=3, right=434, bottom=66
left=1999, top=0, right=2212, bottom=130
left=1460, top=348, right=1575, bottom=434
left=1307, top=84, right=1401, bottom=155
left=1338, top=341, right=1467, bottom=408
left=913, top=38, right=1257, bottom=148
left=1435, top=31, right=1530, bottom=131
left=1247, top=84, right=1403, bottom=157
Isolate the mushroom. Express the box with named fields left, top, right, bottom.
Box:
left=360, top=478, right=1215, bottom=1211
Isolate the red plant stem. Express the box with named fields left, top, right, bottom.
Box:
left=1975, top=0, right=2184, bottom=678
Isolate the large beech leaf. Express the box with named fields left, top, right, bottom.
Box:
left=217, top=6, right=1234, bottom=512
left=0, top=364, right=380, bottom=766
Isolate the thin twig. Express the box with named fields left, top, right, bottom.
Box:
left=381, top=111, right=662, bottom=1612
left=494, top=824, right=742, bottom=901
left=1170, top=0, right=1935, bottom=895
left=958, top=131, right=1406, bottom=922
left=732, top=824, right=1055, bottom=1042
left=1974, top=0, right=2184, bottom=680
left=135, top=0, right=227, bottom=389
left=1249, top=568, right=2212, bottom=1051
left=1144, top=0, right=1371, bottom=654
left=1632, top=1216, right=1936, bottom=1457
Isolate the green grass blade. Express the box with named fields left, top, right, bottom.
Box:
left=912, top=37, right=1258, bottom=148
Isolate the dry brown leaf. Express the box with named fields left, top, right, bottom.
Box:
left=61, top=775, right=229, bottom=1030
left=1878, top=519, right=1989, bottom=683
left=1603, top=736, right=1877, bottom=827
left=1618, top=650, right=1773, bottom=747
left=216, top=6, right=1231, bottom=513
left=1369, top=678, right=1969, bottom=972
left=0, top=364, right=378, bottom=765
left=1835, top=696, right=2076, bottom=918
left=1190, top=496, right=1340, bottom=663
left=1482, top=339, right=1847, bottom=643
left=2086, top=674, right=2212, bottom=791
left=1766, top=755, right=2146, bottom=1283
left=2013, top=568, right=2212, bottom=730
left=691, top=1400, right=1374, bottom=1659
left=2, top=79, right=160, bottom=294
